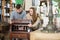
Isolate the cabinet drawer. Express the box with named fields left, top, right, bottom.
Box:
left=11, top=33, right=29, bottom=38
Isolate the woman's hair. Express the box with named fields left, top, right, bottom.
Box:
left=30, top=7, right=37, bottom=24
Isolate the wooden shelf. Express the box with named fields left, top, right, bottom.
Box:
left=2, top=0, right=12, bottom=21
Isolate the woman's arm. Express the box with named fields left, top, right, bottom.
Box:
left=32, top=17, right=40, bottom=27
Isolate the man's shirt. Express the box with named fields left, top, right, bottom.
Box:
left=10, top=10, right=26, bottom=20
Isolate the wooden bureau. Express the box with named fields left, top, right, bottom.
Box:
left=10, top=19, right=31, bottom=40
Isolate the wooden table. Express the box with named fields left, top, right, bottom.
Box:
left=30, top=30, right=60, bottom=40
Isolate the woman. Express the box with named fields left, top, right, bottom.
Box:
left=26, top=7, right=40, bottom=31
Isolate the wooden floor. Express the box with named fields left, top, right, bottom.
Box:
left=0, top=30, right=60, bottom=40
left=30, top=30, right=60, bottom=40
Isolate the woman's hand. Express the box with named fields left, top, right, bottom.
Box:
left=28, top=23, right=32, bottom=27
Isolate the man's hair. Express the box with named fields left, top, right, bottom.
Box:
left=16, top=4, right=22, bottom=9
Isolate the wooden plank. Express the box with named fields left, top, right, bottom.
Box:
left=10, top=0, right=12, bottom=13
left=2, top=0, right=5, bottom=21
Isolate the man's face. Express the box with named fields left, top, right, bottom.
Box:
left=16, top=8, right=22, bottom=13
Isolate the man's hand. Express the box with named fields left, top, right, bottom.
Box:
left=9, top=20, right=12, bottom=24
left=10, top=22, right=12, bottom=24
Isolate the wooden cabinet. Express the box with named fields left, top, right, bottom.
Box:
left=10, top=19, right=31, bottom=40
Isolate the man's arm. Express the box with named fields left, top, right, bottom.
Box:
left=10, top=12, right=14, bottom=24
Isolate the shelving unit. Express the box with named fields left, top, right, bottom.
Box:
left=2, top=0, right=12, bottom=22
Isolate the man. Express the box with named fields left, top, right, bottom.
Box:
left=10, top=4, right=26, bottom=24
left=10, top=4, right=27, bottom=40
